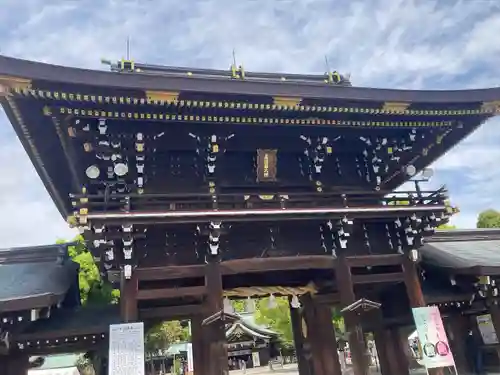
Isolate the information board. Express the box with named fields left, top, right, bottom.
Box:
left=108, top=322, right=145, bottom=375
left=477, top=314, right=499, bottom=345
left=412, top=306, right=455, bottom=370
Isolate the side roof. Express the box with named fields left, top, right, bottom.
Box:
left=0, top=243, right=79, bottom=312
left=422, top=228, right=500, bottom=275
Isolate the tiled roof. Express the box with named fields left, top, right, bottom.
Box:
left=19, top=305, right=120, bottom=338
left=0, top=243, right=79, bottom=312
left=421, top=238, right=500, bottom=274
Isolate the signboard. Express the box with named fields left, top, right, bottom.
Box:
left=252, top=352, right=261, bottom=367
left=186, top=343, right=194, bottom=372
left=108, top=322, right=145, bottom=375
left=477, top=314, right=499, bottom=345
left=412, top=306, right=455, bottom=370
left=256, top=149, right=277, bottom=182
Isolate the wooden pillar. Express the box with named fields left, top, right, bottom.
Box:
left=192, top=315, right=206, bottom=375
left=120, top=271, right=138, bottom=322
left=315, top=302, right=342, bottom=375
left=303, top=299, right=325, bottom=375
left=384, top=327, right=408, bottom=375
left=336, top=256, right=368, bottom=375
left=0, top=354, right=29, bottom=375
left=372, top=315, right=392, bottom=375
left=289, top=299, right=311, bottom=375
left=446, top=313, right=469, bottom=372
left=402, top=256, right=425, bottom=307
left=205, top=259, right=228, bottom=375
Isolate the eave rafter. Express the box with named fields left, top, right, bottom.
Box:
left=49, top=105, right=457, bottom=129
left=8, top=86, right=500, bottom=116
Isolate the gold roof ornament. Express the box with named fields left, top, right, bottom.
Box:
left=0, top=75, right=31, bottom=97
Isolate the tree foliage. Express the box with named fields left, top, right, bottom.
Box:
left=477, top=209, right=500, bottom=228
left=255, top=297, right=294, bottom=348
left=57, top=236, right=119, bottom=305
left=145, top=321, right=190, bottom=353
left=437, top=224, right=456, bottom=229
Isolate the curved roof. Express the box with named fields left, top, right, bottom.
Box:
left=422, top=228, right=500, bottom=275
left=2, top=55, right=500, bottom=103
left=0, top=243, right=79, bottom=312
left=1, top=55, right=499, bottom=218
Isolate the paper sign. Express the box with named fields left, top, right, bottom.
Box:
left=108, top=322, right=145, bottom=375
left=412, top=306, right=455, bottom=369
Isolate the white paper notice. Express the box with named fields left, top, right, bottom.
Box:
left=108, top=322, right=145, bottom=375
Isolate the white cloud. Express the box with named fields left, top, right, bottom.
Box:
left=1, top=0, right=500, bottom=246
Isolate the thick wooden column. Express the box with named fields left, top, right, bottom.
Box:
left=205, top=259, right=228, bottom=375
left=371, top=315, right=392, bottom=375
left=315, top=302, right=342, bottom=375
left=385, top=327, right=408, bottom=375
left=336, top=256, right=368, bottom=375
left=120, top=271, right=138, bottom=322
left=192, top=315, right=206, bottom=375
left=446, top=313, right=469, bottom=372
left=303, top=299, right=325, bottom=375
left=289, top=299, right=311, bottom=375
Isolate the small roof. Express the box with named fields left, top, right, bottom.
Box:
left=422, top=229, right=500, bottom=275
left=0, top=243, right=79, bottom=312
left=18, top=305, right=120, bottom=340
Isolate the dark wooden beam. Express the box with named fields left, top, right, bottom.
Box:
left=136, top=255, right=335, bottom=281
left=137, top=286, right=206, bottom=300
left=135, top=264, right=204, bottom=281
left=346, top=254, right=404, bottom=267
left=352, top=272, right=404, bottom=284
left=138, top=304, right=203, bottom=319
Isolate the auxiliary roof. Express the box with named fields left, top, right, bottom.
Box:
left=422, top=228, right=500, bottom=275
left=0, top=243, right=79, bottom=312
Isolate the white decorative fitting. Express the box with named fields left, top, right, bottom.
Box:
left=122, top=224, right=133, bottom=232
left=209, top=243, right=219, bottom=255
left=124, top=265, right=132, bottom=279
left=136, top=133, right=144, bottom=141
left=211, top=134, right=217, bottom=143
left=137, top=176, right=144, bottom=187
left=123, top=247, right=133, bottom=260
left=137, top=163, right=145, bottom=173
left=105, top=249, right=114, bottom=261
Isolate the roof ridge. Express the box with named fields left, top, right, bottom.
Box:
left=0, top=243, right=73, bottom=265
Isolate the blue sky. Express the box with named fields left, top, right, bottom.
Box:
left=1, top=0, right=500, bottom=247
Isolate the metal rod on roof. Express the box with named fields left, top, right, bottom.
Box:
left=126, top=37, right=130, bottom=60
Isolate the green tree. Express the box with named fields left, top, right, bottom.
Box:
left=145, top=321, right=190, bottom=354
left=437, top=224, right=456, bottom=229
left=477, top=209, right=500, bottom=228
left=57, top=236, right=119, bottom=305
left=255, top=297, right=294, bottom=348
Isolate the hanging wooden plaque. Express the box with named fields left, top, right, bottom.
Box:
left=256, top=149, right=277, bottom=182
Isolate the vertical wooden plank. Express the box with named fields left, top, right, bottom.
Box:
left=120, top=271, right=138, bottom=322
left=336, top=256, right=368, bottom=375
left=289, top=299, right=311, bottom=375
